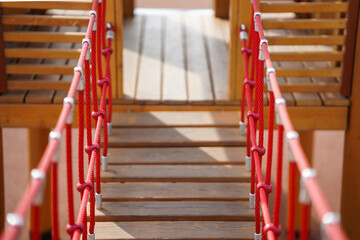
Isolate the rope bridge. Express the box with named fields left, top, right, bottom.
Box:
left=239, top=1, right=348, bottom=240
left=1, top=0, right=113, bottom=239
left=0, top=0, right=350, bottom=240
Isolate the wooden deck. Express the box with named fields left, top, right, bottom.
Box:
left=93, top=111, right=254, bottom=240
left=122, top=9, right=230, bottom=105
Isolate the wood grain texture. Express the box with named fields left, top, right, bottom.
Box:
left=136, top=15, right=162, bottom=103
left=162, top=15, right=187, bottom=104
left=101, top=165, right=250, bottom=182
left=123, top=16, right=142, bottom=102
left=108, top=128, right=246, bottom=147
left=111, top=111, right=240, bottom=127
left=94, top=201, right=254, bottom=221
left=184, top=15, right=213, bottom=104
left=94, top=221, right=254, bottom=240
left=101, top=182, right=250, bottom=201
left=107, top=147, right=245, bottom=165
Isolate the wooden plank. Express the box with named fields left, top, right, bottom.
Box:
left=5, top=48, right=81, bottom=59
left=0, top=1, right=92, bottom=10
left=262, top=19, right=347, bottom=30
left=94, top=201, right=254, bottom=221
left=7, top=80, right=70, bottom=91
left=162, top=15, right=187, bottom=104
left=0, top=105, right=348, bottom=130
left=228, top=0, right=252, bottom=100
left=0, top=91, right=25, bottom=103
left=214, top=0, right=230, bottom=19
left=203, top=17, right=229, bottom=103
left=341, top=6, right=360, bottom=236
left=94, top=221, right=254, bottom=240
left=123, top=16, right=142, bottom=102
left=102, top=182, right=250, bottom=201
left=107, top=147, right=245, bottom=165
left=2, top=15, right=89, bottom=27
left=281, top=62, right=322, bottom=106
left=111, top=111, right=239, bottom=127
left=0, top=128, right=3, bottom=232
left=101, top=165, right=250, bottom=182
left=123, top=0, right=134, bottom=17
left=3, top=31, right=84, bottom=43
left=0, top=9, right=7, bottom=93
left=184, top=15, right=214, bottom=104
left=341, top=0, right=360, bottom=96
left=108, top=128, right=246, bottom=147
left=270, top=51, right=343, bottom=62
left=267, top=35, right=345, bottom=45
left=113, top=0, right=123, bottom=99
left=136, top=15, right=162, bottom=104
left=260, top=2, right=348, bottom=13
left=267, top=82, right=341, bottom=93
left=6, top=64, right=73, bottom=75
left=276, top=67, right=342, bottom=78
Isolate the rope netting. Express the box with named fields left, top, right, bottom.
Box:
left=239, top=1, right=348, bottom=240
left=1, top=0, right=113, bottom=239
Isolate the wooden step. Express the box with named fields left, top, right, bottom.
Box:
left=111, top=111, right=239, bottom=128
left=101, top=182, right=250, bottom=201
left=0, top=1, right=92, bottom=10
left=2, top=14, right=89, bottom=27
left=108, top=128, right=246, bottom=147
left=101, top=165, right=250, bottom=183
left=94, top=201, right=254, bottom=222
left=94, top=221, right=254, bottom=240
left=107, top=147, right=245, bottom=165
left=4, top=31, right=84, bottom=43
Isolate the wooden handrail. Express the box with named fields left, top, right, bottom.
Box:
left=341, top=0, right=360, bottom=97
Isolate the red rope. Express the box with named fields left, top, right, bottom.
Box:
left=51, top=163, right=59, bottom=240
left=287, top=162, right=296, bottom=240
left=66, top=124, right=75, bottom=230
left=238, top=1, right=349, bottom=240
left=31, top=206, right=40, bottom=240
left=301, top=204, right=310, bottom=240
left=273, top=125, right=284, bottom=227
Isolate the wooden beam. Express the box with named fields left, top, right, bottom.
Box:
left=123, top=0, right=134, bottom=17
left=262, top=19, right=347, bottom=30
left=0, top=105, right=348, bottom=130
left=0, top=128, right=4, bottom=232
left=5, top=48, right=81, bottom=59
left=0, top=1, right=92, bottom=10
left=228, top=0, right=252, bottom=100
left=341, top=0, right=360, bottom=97
left=0, top=9, right=7, bottom=93
left=213, top=0, right=230, bottom=19
left=27, top=128, right=52, bottom=237
left=260, top=2, right=348, bottom=13
left=2, top=15, right=89, bottom=27
left=3, top=31, right=84, bottom=43
left=267, top=35, right=345, bottom=46
left=341, top=4, right=360, bottom=237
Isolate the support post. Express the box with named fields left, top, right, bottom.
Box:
left=213, top=0, right=230, bottom=19
left=341, top=0, right=360, bottom=97
left=106, top=0, right=122, bottom=99
left=341, top=7, right=360, bottom=238
left=28, top=128, right=52, bottom=238
left=228, top=0, right=252, bottom=100
left=0, top=127, right=4, bottom=232
left=123, top=0, right=134, bottom=17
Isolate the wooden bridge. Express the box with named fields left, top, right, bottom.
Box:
left=0, top=0, right=359, bottom=239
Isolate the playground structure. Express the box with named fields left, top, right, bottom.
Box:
left=0, top=0, right=359, bottom=239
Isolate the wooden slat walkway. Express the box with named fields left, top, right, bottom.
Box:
left=122, top=9, right=230, bottom=105
left=93, top=111, right=254, bottom=239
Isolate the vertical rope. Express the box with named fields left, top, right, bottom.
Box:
left=287, top=162, right=296, bottom=240
left=273, top=125, right=284, bottom=226
left=51, top=163, right=59, bottom=240
left=66, top=124, right=75, bottom=227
